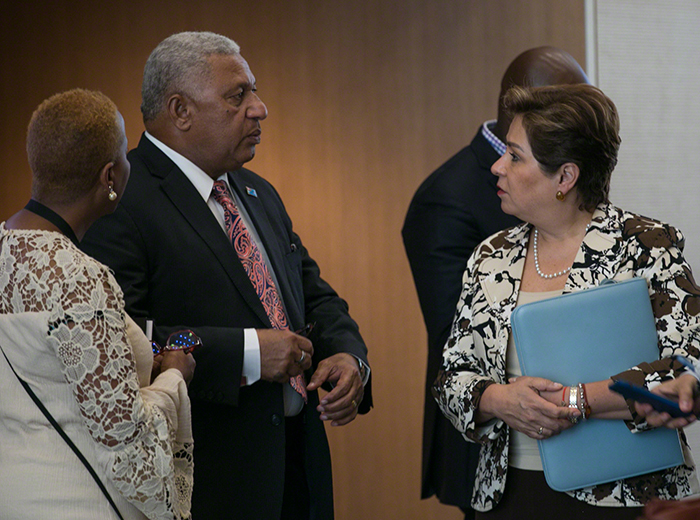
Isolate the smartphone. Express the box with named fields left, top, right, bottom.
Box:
left=609, top=380, right=692, bottom=418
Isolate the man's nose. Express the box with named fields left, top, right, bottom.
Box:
left=248, top=94, right=268, bottom=120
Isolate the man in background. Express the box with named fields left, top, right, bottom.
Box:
left=83, top=31, right=372, bottom=519
left=401, top=46, right=588, bottom=518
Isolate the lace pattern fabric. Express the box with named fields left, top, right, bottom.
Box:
left=0, top=223, right=193, bottom=519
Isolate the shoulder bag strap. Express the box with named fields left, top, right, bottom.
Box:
left=0, top=346, right=124, bottom=520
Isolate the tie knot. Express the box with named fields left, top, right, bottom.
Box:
left=211, top=180, right=232, bottom=204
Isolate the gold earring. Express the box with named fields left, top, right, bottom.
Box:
left=556, top=190, right=565, bottom=201
left=108, top=185, right=118, bottom=201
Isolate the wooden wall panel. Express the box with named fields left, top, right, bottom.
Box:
left=1, top=1, right=585, bottom=518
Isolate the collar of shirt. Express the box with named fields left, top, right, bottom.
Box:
left=481, top=119, right=506, bottom=157
left=144, top=131, right=233, bottom=199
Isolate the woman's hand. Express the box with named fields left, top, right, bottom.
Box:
left=160, top=350, right=196, bottom=385
left=151, top=353, right=164, bottom=383
left=479, top=376, right=579, bottom=439
left=634, top=373, right=699, bottom=429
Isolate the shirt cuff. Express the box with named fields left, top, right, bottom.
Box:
left=242, top=328, right=261, bottom=385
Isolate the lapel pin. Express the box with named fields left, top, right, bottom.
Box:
left=245, top=186, right=258, bottom=198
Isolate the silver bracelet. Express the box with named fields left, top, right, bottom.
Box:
left=568, top=385, right=580, bottom=424
left=577, top=383, right=590, bottom=420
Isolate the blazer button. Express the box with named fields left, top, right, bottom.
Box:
left=206, top=391, right=214, bottom=400
left=216, top=392, right=224, bottom=402
left=271, top=414, right=282, bottom=426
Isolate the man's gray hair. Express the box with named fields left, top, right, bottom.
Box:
left=141, top=31, right=240, bottom=122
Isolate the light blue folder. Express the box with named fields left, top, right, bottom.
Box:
left=511, top=277, right=684, bottom=492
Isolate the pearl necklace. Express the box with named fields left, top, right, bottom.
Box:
left=533, top=224, right=590, bottom=279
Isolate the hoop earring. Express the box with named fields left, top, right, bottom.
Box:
left=108, top=185, right=118, bottom=201
left=556, top=190, right=566, bottom=202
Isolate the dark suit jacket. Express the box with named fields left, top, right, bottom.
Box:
left=401, top=128, right=520, bottom=511
left=82, top=134, right=372, bottom=520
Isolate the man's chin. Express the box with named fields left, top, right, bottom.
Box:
left=235, top=147, right=257, bottom=166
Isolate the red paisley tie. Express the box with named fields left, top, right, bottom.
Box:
left=211, top=180, right=306, bottom=401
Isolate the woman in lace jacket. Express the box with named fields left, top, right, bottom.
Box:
left=433, top=84, right=700, bottom=519
left=0, top=89, right=195, bottom=519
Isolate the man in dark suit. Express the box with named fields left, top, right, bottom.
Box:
left=401, top=46, right=587, bottom=518
left=82, top=31, right=371, bottom=520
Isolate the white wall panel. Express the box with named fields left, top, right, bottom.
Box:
left=589, top=0, right=700, bottom=269
left=588, top=0, right=700, bottom=480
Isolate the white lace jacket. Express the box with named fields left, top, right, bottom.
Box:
left=0, top=224, right=193, bottom=520
left=434, top=204, right=700, bottom=511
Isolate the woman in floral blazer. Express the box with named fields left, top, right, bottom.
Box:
left=433, top=84, right=700, bottom=519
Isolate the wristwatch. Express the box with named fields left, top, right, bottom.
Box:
left=356, top=358, right=369, bottom=385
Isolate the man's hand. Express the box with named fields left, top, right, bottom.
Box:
left=307, top=353, right=364, bottom=426
left=257, top=329, right=313, bottom=383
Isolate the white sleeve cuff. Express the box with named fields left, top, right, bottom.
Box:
left=242, top=328, right=261, bottom=385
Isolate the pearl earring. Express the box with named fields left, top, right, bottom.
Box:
left=108, top=185, right=118, bottom=201
left=556, top=190, right=566, bottom=201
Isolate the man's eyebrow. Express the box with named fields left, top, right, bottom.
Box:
left=225, top=81, right=253, bottom=94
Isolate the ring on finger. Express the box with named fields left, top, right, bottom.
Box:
left=298, top=351, right=306, bottom=364
left=538, top=426, right=544, bottom=435
left=351, top=399, right=358, bottom=409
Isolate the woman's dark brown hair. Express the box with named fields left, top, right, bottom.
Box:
left=504, top=84, right=621, bottom=212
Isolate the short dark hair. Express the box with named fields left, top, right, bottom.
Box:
left=504, top=84, right=621, bottom=212
left=27, top=89, right=122, bottom=205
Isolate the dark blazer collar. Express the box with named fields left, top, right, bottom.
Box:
left=227, top=172, right=285, bottom=278
left=470, top=126, right=502, bottom=189
left=134, top=133, right=179, bottom=180
left=228, top=171, right=305, bottom=327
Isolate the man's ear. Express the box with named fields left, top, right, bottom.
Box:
left=558, top=162, right=580, bottom=197
left=166, top=93, right=193, bottom=131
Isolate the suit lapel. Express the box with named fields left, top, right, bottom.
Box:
left=137, top=136, right=272, bottom=327
left=228, top=172, right=304, bottom=327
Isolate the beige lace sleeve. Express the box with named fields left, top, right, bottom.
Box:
left=0, top=228, right=192, bottom=520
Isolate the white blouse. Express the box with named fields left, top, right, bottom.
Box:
left=506, top=289, right=562, bottom=471
left=0, top=224, right=193, bottom=519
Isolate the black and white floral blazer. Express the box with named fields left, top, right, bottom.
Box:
left=434, top=203, right=700, bottom=511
